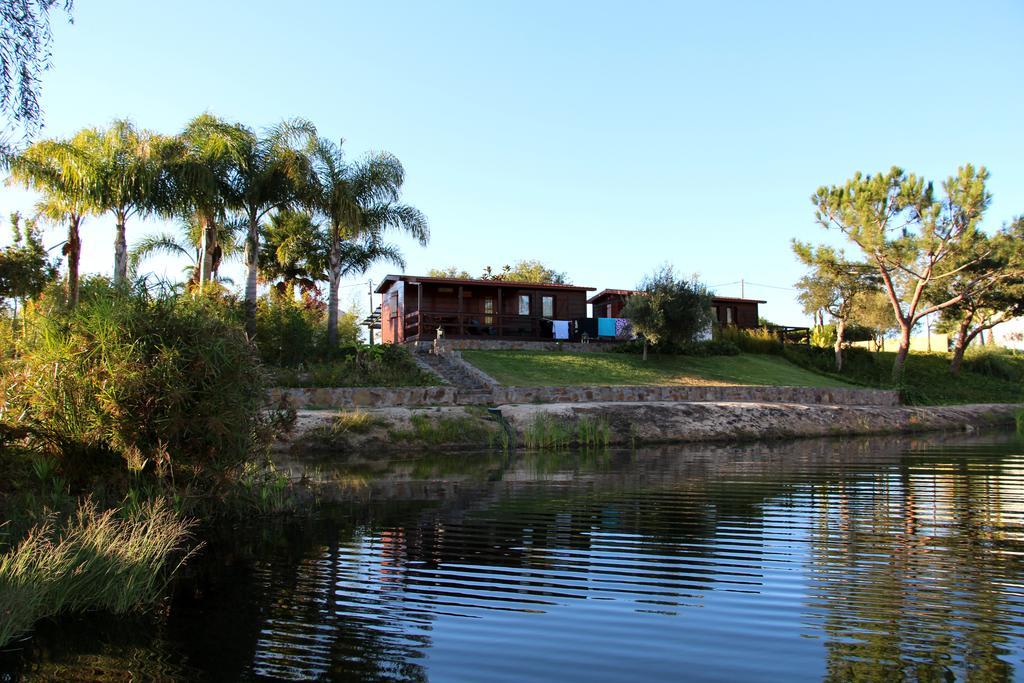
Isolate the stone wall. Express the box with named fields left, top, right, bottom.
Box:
left=270, top=383, right=900, bottom=409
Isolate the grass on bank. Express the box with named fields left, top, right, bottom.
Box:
left=461, top=350, right=854, bottom=389
left=782, top=346, right=1024, bottom=406
left=0, top=500, right=193, bottom=648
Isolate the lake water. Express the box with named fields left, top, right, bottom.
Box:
left=3, top=431, right=1024, bottom=681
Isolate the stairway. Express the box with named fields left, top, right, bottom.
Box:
left=416, top=351, right=497, bottom=404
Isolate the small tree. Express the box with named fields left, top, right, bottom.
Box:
left=934, top=217, right=1024, bottom=375
left=792, top=241, right=880, bottom=371
left=623, top=265, right=712, bottom=360
left=426, top=266, right=472, bottom=279
left=0, top=212, right=58, bottom=320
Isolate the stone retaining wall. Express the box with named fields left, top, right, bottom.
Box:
left=270, top=384, right=900, bottom=409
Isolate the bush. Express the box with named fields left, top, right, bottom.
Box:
left=0, top=279, right=269, bottom=476
left=962, top=348, right=1024, bottom=383
left=716, top=326, right=784, bottom=354
left=254, top=294, right=325, bottom=366
left=608, top=339, right=740, bottom=357
left=271, top=343, right=435, bottom=387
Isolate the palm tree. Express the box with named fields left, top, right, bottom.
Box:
left=163, top=114, right=250, bottom=286
left=78, top=120, right=164, bottom=284
left=232, top=119, right=317, bottom=337
left=130, top=215, right=242, bottom=286
left=7, top=135, right=92, bottom=306
left=308, top=138, right=428, bottom=346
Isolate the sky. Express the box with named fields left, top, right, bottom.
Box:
left=1, top=0, right=1022, bottom=325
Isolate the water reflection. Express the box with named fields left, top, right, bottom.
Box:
left=4, top=432, right=1023, bottom=682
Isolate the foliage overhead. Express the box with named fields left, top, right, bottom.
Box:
left=0, top=0, right=73, bottom=149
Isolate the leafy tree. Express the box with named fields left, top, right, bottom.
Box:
left=849, top=290, right=899, bottom=351
left=812, top=165, right=1000, bottom=381
left=426, top=266, right=472, bottom=279
left=478, top=260, right=568, bottom=283
left=308, top=137, right=427, bottom=346
left=792, top=241, right=880, bottom=371
left=0, top=0, right=73, bottom=151
left=0, top=212, right=57, bottom=311
left=933, top=217, right=1024, bottom=375
left=7, top=133, right=91, bottom=306
left=622, top=265, right=712, bottom=360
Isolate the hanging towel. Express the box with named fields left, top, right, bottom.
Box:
left=597, top=317, right=617, bottom=337
left=553, top=320, right=570, bottom=340
left=615, top=318, right=633, bottom=339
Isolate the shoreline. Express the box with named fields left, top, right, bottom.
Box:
left=276, top=401, right=1023, bottom=454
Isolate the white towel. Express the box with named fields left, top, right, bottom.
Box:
left=553, top=320, right=570, bottom=340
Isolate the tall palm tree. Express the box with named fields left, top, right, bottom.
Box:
left=231, top=118, right=316, bottom=337
left=7, top=135, right=92, bottom=306
left=79, top=120, right=164, bottom=284
left=163, top=114, right=250, bottom=286
left=308, top=138, right=428, bottom=346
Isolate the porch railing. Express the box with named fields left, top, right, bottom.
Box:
left=403, top=310, right=549, bottom=340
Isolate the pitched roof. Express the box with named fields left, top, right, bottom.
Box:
left=588, top=288, right=766, bottom=305
left=375, top=274, right=596, bottom=294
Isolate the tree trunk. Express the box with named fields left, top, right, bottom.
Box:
left=244, top=214, right=259, bottom=339
left=642, top=339, right=648, bottom=361
left=891, top=324, right=912, bottom=383
left=65, top=216, right=81, bottom=308
left=327, top=241, right=342, bottom=348
left=834, top=317, right=846, bottom=373
left=113, top=218, right=128, bottom=285
left=198, top=217, right=217, bottom=284
left=949, top=319, right=971, bottom=377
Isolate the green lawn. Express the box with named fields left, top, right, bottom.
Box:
left=461, top=350, right=855, bottom=388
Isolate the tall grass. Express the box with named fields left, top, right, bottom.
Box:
left=1017, top=410, right=1024, bottom=436
left=0, top=499, right=194, bottom=648
left=521, top=414, right=611, bottom=450
left=716, top=326, right=784, bottom=354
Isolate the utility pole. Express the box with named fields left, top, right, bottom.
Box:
left=740, top=278, right=745, bottom=298
left=368, top=279, right=375, bottom=346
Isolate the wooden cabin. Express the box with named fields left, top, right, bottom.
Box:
left=377, top=275, right=596, bottom=343
left=587, top=289, right=766, bottom=329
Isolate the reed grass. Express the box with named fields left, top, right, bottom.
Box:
left=521, top=414, right=611, bottom=450
left=0, top=499, right=195, bottom=648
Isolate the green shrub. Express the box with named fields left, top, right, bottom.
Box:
left=717, top=326, right=784, bottom=354
left=962, top=348, right=1024, bottom=383
left=1, top=279, right=269, bottom=476
left=255, top=294, right=325, bottom=366
left=272, top=344, right=435, bottom=387
left=609, top=339, right=740, bottom=357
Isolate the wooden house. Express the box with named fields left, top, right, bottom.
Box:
left=377, top=275, right=596, bottom=343
left=587, top=289, right=766, bottom=329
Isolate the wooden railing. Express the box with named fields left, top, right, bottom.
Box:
left=404, top=310, right=548, bottom=340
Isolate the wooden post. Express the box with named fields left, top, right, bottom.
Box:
left=497, top=287, right=503, bottom=338
left=458, top=285, right=464, bottom=337
left=417, top=282, right=423, bottom=341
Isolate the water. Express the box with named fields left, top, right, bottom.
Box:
left=4, top=431, right=1024, bottom=681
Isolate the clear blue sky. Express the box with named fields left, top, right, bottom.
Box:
left=2, top=0, right=1021, bottom=324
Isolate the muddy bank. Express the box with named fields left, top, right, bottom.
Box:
left=277, top=401, right=1021, bottom=454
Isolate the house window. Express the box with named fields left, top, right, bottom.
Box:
left=518, top=294, right=530, bottom=316
left=725, top=307, right=734, bottom=325
left=605, top=303, right=612, bottom=318
left=484, top=297, right=494, bottom=325
left=711, top=305, right=719, bottom=322
left=542, top=295, right=554, bottom=318
left=389, top=292, right=398, bottom=319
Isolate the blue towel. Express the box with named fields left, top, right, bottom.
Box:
left=598, top=317, right=617, bottom=337
left=553, top=320, right=570, bottom=340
